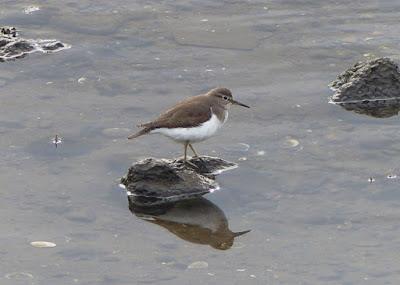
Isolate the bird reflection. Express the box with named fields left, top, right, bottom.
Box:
left=129, top=197, right=250, bottom=250
left=333, top=99, right=400, bottom=118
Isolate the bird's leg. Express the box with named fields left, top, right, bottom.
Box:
left=184, top=141, right=188, bottom=162
left=189, top=143, right=205, bottom=165
left=189, top=143, right=200, bottom=157
left=183, top=141, right=198, bottom=168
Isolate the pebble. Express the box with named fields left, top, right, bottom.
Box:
left=77, top=77, right=86, bottom=84
left=188, top=261, right=208, bottom=269
left=30, top=241, right=56, bottom=248
left=285, top=138, right=299, bottom=147
left=5, top=272, right=34, bottom=279
left=24, top=6, right=40, bottom=14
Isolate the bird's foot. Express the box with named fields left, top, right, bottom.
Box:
left=184, top=160, right=199, bottom=169
left=192, top=155, right=204, bottom=161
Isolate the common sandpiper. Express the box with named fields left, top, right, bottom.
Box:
left=128, top=87, right=249, bottom=164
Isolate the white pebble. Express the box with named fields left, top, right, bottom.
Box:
left=30, top=241, right=56, bottom=248
left=77, top=77, right=86, bottom=84
left=286, top=138, right=299, bottom=147
left=24, top=6, right=40, bottom=14
left=5, top=272, right=34, bottom=279
left=188, top=261, right=208, bottom=269
left=256, top=150, right=265, bottom=156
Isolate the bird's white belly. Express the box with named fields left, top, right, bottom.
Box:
left=151, top=113, right=226, bottom=143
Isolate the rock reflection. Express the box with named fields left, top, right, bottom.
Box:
left=129, top=197, right=250, bottom=250
left=331, top=99, right=400, bottom=118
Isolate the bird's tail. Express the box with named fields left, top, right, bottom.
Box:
left=127, top=127, right=151, bottom=139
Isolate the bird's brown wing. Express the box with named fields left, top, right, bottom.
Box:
left=140, top=99, right=212, bottom=130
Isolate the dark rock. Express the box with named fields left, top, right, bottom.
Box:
left=130, top=198, right=250, bottom=250
left=329, top=58, right=400, bottom=118
left=0, top=26, right=70, bottom=62
left=42, top=42, right=65, bottom=51
left=120, top=156, right=237, bottom=207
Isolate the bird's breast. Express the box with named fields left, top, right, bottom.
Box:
left=151, top=112, right=225, bottom=143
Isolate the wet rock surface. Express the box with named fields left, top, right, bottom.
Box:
left=0, top=26, right=70, bottom=62
left=330, top=58, right=400, bottom=118
left=121, top=156, right=237, bottom=207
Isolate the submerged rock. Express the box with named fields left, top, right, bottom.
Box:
left=329, top=57, right=400, bottom=118
left=121, top=156, right=237, bottom=207
left=0, top=26, right=70, bottom=62
left=130, top=198, right=250, bottom=250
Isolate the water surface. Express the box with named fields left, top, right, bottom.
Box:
left=2, top=0, right=400, bottom=284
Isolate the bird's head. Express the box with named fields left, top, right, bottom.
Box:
left=208, top=87, right=250, bottom=109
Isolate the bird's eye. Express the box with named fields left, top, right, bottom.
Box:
left=223, top=96, right=228, bottom=100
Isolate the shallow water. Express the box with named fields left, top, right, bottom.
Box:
left=2, top=0, right=400, bottom=284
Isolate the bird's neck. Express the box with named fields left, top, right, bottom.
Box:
left=211, top=105, right=228, bottom=122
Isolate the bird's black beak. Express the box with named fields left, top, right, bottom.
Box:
left=231, top=99, right=250, bottom=108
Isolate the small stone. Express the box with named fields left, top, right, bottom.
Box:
left=30, top=241, right=56, bottom=248
left=24, top=6, right=40, bottom=14
left=285, top=138, right=299, bottom=147
left=188, top=261, right=208, bottom=269
left=77, top=77, right=86, bottom=84
left=5, top=272, right=34, bottom=279
left=256, top=150, right=265, bottom=156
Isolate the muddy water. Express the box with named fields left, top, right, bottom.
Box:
left=1, top=0, right=400, bottom=284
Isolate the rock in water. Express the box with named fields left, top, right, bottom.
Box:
left=0, top=26, right=70, bottom=62
left=329, top=57, right=400, bottom=118
left=120, top=156, right=237, bottom=207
